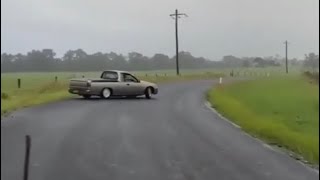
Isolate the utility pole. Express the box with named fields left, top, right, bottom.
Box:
left=170, top=9, right=187, bottom=76
left=284, top=40, right=288, bottom=73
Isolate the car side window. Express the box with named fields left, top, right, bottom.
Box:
left=101, top=71, right=118, bottom=81
left=122, top=73, right=139, bottom=83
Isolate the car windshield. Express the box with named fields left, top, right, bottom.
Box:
left=101, top=71, right=118, bottom=80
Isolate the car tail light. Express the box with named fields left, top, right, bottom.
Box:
left=86, top=80, right=91, bottom=87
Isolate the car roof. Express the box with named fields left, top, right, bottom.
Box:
left=103, top=70, right=131, bottom=74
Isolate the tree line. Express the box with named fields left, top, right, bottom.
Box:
left=1, top=49, right=214, bottom=72
left=1, top=49, right=318, bottom=72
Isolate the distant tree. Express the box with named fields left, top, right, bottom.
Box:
left=1, top=53, right=15, bottom=72
left=178, top=51, right=196, bottom=68
left=151, top=54, right=171, bottom=69
left=11, top=53, right=26, bottom=72
left=23, top=49, right=57, bottom=71
left=86, top=52, right=110, bottom=71
left=73, top=49, right=87, bottom=60
left=42, top=49, right=56, bottom=59
left=107, top=52, right=128, bottom=70
left=290, top=58, right=299, bottom=66
left=61, top=49, right=88, bottom=71
left=304, top=53, right=319, bottom=74
left=222, top=55, right=242, bottom=67
left=253, top=57, right=265, bottom=67
left=128, top=52, right=150, bottom=70
left=194, top=57, right=207, bottom=68
left=1, top=49, right=308, bottom=72
left=242, top=60, right=251, bottom=68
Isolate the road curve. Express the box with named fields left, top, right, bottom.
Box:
left=1, top=80, right=318, bottom=180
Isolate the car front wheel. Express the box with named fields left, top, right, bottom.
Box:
left=145, top=87, right=153, bottom=99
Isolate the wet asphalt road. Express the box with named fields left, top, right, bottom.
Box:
left=1, top=80, right=318, bottom=180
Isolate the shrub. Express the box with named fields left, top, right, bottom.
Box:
left=304, top=71, right=319, bottom=82
left=1, top=92, right=9, bottom=100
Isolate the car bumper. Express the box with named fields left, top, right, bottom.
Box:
left=153, top=88, right=158, bottom=94
left=68, top=88, right=91, bottom=95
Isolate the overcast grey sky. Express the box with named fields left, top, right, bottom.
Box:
left=1, top=0, right=319, bottom=60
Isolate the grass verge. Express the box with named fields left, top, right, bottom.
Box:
left=207, top=75, right=319, bottom=164
left=1, top=82, right=71, bottom=116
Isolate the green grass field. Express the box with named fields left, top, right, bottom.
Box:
left=207, top=75, right=319, bottom=164
left=1, top=70, right=228, bottom=115
left=1, top=67, right=303, bottom=116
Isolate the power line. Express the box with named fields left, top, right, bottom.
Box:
left=170, top=9, right=187, bottom=76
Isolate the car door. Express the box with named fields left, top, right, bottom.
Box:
left=121, top=73, right=143, bottom=95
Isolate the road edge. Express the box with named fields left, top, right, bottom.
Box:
left=204, top=100, right=319, bottom=174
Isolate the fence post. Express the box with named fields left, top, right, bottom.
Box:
left=18, top=78, right=21, bottom=88
left=23, top=135, right=31, bottom=180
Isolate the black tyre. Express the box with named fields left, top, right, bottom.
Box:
left=145, top=87, right=153, bottom=99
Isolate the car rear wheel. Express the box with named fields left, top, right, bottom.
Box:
left=101, top=88, right=111, bottom=99
left=145, top=87, right=153, bottom=99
